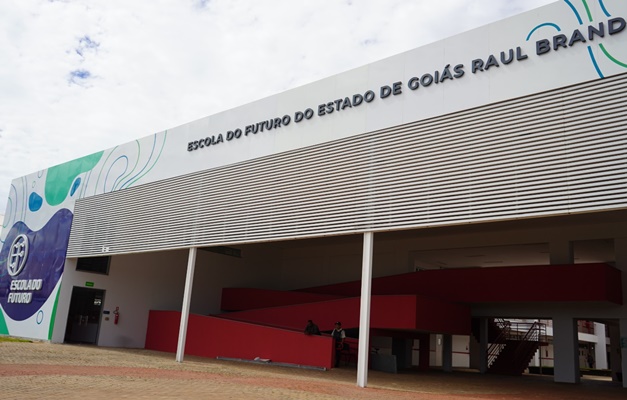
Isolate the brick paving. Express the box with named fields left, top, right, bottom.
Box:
left=0, top=341, right=624, bottom=399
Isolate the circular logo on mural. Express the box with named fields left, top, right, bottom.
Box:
left=7, top=234, right=29, bottom=277
left=0, top=209, right=73, bottom=322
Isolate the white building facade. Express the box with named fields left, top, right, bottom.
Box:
left=1, top=0, right=627, bottom=388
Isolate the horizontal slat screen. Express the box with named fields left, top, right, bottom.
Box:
left=67, top=73, right=627, bottom=256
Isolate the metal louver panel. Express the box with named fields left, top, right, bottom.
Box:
left=67, top=74, right=627, bottom=257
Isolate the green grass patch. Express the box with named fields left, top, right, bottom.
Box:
left=0, top=335, right=32, bottom=343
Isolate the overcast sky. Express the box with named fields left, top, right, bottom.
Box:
left=0, top=0, right=556, bottom=215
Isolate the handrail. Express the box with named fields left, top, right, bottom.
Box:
left=486, top=319, right=547, bottom=369
left=510, top=321, right=546, bottom=369
left=487, top=319, right=510, bottom=367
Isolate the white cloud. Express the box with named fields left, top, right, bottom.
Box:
left=0, top=0, right=555, bottom=214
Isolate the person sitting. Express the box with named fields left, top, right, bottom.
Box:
left=304, top=319, right=321, bottom=335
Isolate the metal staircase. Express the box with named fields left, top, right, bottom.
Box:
left=476, top=318, right=547, bottom=376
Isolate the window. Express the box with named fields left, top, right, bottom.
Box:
left=76, top=256, right=110, bottom=275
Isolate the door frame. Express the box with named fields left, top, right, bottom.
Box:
left=63, top=286, right=106, bottom=345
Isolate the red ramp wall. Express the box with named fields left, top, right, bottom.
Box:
left=220, top=294, right=470, bottom=335
left=299, top=263, right=622, bottom=304
left=221, top=288, right=343, bottom=311
left=145, top=310, right=334, bottom=369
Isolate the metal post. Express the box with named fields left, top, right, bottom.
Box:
left=176, top=247, right=197, bottom=363
left=357, top=232, right=374, bottom=388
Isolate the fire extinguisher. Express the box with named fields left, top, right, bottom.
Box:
left=113, top=306, right=120, bottom=325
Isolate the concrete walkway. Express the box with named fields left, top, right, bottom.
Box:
left=0, top=341, right=624, bottom=399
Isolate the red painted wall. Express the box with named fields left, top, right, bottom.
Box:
left=220, top=294, right=470, bottom=335
left=221, top=288, right=344, bottom=311
left=146, top=310, right=335, bottom=369
left=298, top=263, right=622, bottom=305
left=145, top=310, right=180, bottom=353
left=146, top=264, right=620, bottom=368
left=413, top=295, right=470, bottom=333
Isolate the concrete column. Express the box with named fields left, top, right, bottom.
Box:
left=176, top=247, right=197, bottom=363
left=549, top=240, right=573, bottom=265
left=442, top=334, right=453, bottom=372
left=392, top=338, right=413, bottom=370
left=357, top=232, right=374, bottom=388
left=615, top=237, right=627, bottom=387
left=621, top=319, right=627, bottom=388
left=548, top=237, right=575, bottom=381
left=609, top=324, right=621, bottom=382
left=469, top=334, right=480, bottom=370
left=479, top=318, right=488, bottom=374
left=594, top=322, right=608, bottom=370
left=417, top=333, right=430, bottom=371
left=407, top=251, right=416, bottom=272
left=552, top=316, right=580, bottom=383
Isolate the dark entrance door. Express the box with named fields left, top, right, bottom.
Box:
left=64, top=287, right=105, bottom=344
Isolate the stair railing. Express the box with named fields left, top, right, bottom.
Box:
left=518, top=320, right=547, bottom=343
left=508, top=321, right=546, bottom=373
left=487, top=319, right=547, bottom=370
left=487, top=319, right=511, bottom=367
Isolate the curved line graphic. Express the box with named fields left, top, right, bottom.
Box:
left=598, top=0, right=611, bottom=17
left=113, top=140, right=141, bottom=191
left=121, top=134, right=157, bottom=189
left=127, top=131, right=168, bottom=188
left=581, top=0, right=593, bottom=22
left=80, top=169, right=91, bottom=199
left=588, top=46, right=605, bottom=78
left=105, top=156, right=129, bottom=192
left=563, top=0, right=583, bottom=24
left=1, top=197, right=11, bottom=229
left=83, top=168, right=96, bottom=199
left=2, top=187, right=17, bottom=243
left=1, top=196, right=13, bottom=244
left=19, top=178, right=24, bottom=219
left=599, top=43, right=627, bottom=68
left=93, top=146, right=119, bottom=196
left=526, top=22, right=561, bottom=41
left=21, top=177, right=27, bottom=220
left=9, top=184, right=18, bottom=223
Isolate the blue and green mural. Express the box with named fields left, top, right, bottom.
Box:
left=0, top=133, right=166, bottom=340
